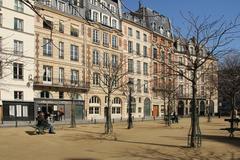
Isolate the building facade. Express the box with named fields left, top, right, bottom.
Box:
left=0, top=0, right=35, bottom=121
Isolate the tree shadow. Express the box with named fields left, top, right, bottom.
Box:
left=25, top=131, right=37, bottom=136
left=202, top=134, right=240, bottom=147
left=64, top=158, right=99, bottom=160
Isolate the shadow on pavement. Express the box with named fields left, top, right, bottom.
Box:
left=202, top=134, right=240, bottom=147
left=65, top=158, right=99, bottom=160
left=25, top=131, right=36, bottom=136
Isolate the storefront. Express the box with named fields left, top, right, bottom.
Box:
left=2, top=101, right=34, bottom=121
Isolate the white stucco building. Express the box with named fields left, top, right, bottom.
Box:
left=0, top=0, right=35, bottom=121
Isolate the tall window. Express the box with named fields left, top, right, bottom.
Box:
left=93, top=72, right=100, bottom=85
left=59, top=68, right=64, bottom=84
left=179, top=57, right=183, bottom=65
left=161, top=51, right=165, bottom=62
left=112, top=55, right=118, bottom=67
left=143, top=34, right=147, bottom=42
left=14, top=91, right=23, bottom=100
left=70, top=45, right=79, bottom=61
left=143, top=46, right=147, bottom=57
left=137, top=79, right=141, bottom=92
left=110, top=5, right=116, bottom=13
left=70, top=25, right=79, bottom=37
left=59, top=20, right=64, bottom=33
left=128, top=59, right=134, bottom=73
left=58, top=1, right=65, bottom=12
left=14, top=18, right=23, bottom=31
left=43, top=38, right=52, bottom=56
left=128, top=41, right=133, bottom=53
left=92, top=50, right=99, bottom=65
left=153, top=62, right=157, bottom=74
left=102, top=15, right=108, bottom=25
left=13, top=63, right=23, bottom=79
left=103, top=32, right=109, bottom=46
left=0, top=61, right=2, bottom=78
left=153, top=48, right=157, bottom=58
left=14, top=0, right=24, bottom=12
left=179, top=85, right=183, bottom=96
left=112, top=35, right=118, bottom=48
left=179, top=70, right=183, bottom=80
left=136, top=43, right=140, bottom=55
left=128, top=27, right=132, bottom=36
left=144, top=80, right=148, bottom=93
left=59, top=42, right=64, bottom=59
left=143, top=63, right=148, bottom=75
left=137, top=61, right=141, bottom=74
left=103, top=53, right=109, bottom=67
left=43, top=65, right=52, bottom=82
left=93, top=29, right=99, bottom=43
left=71, top=69, right=79, bottom=84
left=168, top=53, right=172, bottom=64
left=92, top=11, right=98, bottom=22
left=112, top=19, right=117, bottom=29
left=14, top=40, right=23, bottom=55
left=136, top=30, right=140, bottom=39
left=43, top=19, right=53, bottom=30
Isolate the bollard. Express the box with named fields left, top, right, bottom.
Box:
left=94, top=119, right=96, bottom=124
left=113, top=118, right=115, bottom=124
left=91, top=118, right=93, bottom=123
left=120, top=117, right=122, bottom=121
left=142, top=117, right=144, bottom=122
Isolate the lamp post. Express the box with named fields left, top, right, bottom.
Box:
left=127, top=80, right=134, bottom=129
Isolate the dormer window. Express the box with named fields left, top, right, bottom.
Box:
left=101, top=1, right=107, bottom=9
left=110, top=5, right=116, bottom=13
left=152, top=22, right=156, bottom=31
left=167, top=31, right=171, bottom=37
left=160, top=27, right=164, bottom=34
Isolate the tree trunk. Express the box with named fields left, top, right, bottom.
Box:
left=164, top=97, right=167, bottom=125
left=230, top=93, right=235, bottom=134
left=105, top=93, right=113, bottom=134
left=70, top=96, right=76, bottom=128
left=167, top=98, right=171, bottom=126
left=190, top=71, right=198, bottom=147
left=208, top=94, right=212, bottom=122
left=128, top=88, right=133, bottom=129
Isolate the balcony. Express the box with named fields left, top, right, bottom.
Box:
left=34, top=76, right=90, bottom=93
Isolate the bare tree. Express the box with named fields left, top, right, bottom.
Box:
left=91, top=56, right=128, bottom=134
left=168, top=13, right=240, bottom=147
left=218, top=54, right=240, bottom=133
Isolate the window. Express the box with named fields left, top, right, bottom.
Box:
left=137, top=61, right=141, bottom=74
left=43, top=38, right=52, bottom=56
left=161, top=51, right=165, bottom=62
left=40, top=91, right=50, bottom=98
left=43, top=65, right=52, bottom=82
left=70, top=25, right=79, bottom=37
left=128, top=27, right=132, bottom=36
left=14, top=18, right=23, bottom=31
left=143, top=63, right=148, bottom=75
left=14, top=40, right=23, bottom=55
left=112, top=55, right=118, bottom=68
left=13, top=63, right=23, bottom=80
left=112, top=107, right=121, bottom=114
left=93, top=72, right=100, bottom=85
left=179, top=57, right=183, bottom=65
left=189, top=47, right=194, bottom=55
left=59, top=42, right=64, bottom=59
left=103, top=52, right=109, bottom=67
left=179, top=85, right=183, bottom=96
left=0, top=61, right=2, bottom=78
left=143, top=34, right=147, bottom=42
left=90, top=0, right=97, bottom=6
left=101, top=1, right=107, bottom=9
left=110, top=5, right=116, bottom=13
left=0, top=13, right=2, bottom=26
left=138, top=107, right=142, bottom=113
left=136, top=30, right=140, bottom=39
left=153, top=48, right=157, bottom=59
left=43, top=19, right=53, bottom=30
left=112, top=35, right=118, bottom=48
left=93, top=29, right=99, bottom=43
left=112, top=19, right=117, bottom=29
left=59, top=20, right=64, bottom=33
left=59, top=92, right=64, bottom=99
left=168, top=53, right=172, bottom=64
left=137, top=79, right=141, bottom=92
left=92, top=50, right=99, bottom=65
left=89, top=107, right=100, bottom=114
left=71, top=69, right=79, bottom=84
left=89, top=96, right=100, bottom=114
left=128, top=59, right=134, bottom=73
left=102, top=15, right=108, bottom=25
left=103, top=32, right=109, bottom=46
left=201, top=86, right=205, bottom=96
left=136, top=43, right=140, bottom=55
left=59, top=67, right=64, bottom=84
left=58, top=1, right=65, bottom=12
left=70, top=45, right=79, bottom=61
left=92, top=11, right=99, bottom=22
left=129, top=78, right=134, bottom=92
left=14, top=0, right=24, bottom=12
left=128, top=41, right=133, bottom=53
left=153, top=62, right=157, bottom=74
left=144, top=80, right=148, bottom=93
left=143, top=46, right=147, bottom=57
left=201, top=74, right=205, bottom=82
left=179, top=70, right=183, bottom=80
left=14, top=91, right=23, bottom=100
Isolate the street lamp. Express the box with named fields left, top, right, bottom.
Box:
left=127, top=80, right=134, bottom=129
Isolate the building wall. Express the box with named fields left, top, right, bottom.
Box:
left=0, top=0, right=35, bottom=121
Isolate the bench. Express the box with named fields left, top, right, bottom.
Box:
left=221, top=118, right=240, bottom=137
left=30, top=125, right=49, bottom=135
left=220, top=127, right=240, bottom=137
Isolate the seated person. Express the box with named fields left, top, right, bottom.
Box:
left=36, top=112, right=55, bottom=134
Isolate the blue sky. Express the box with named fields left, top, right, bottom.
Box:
left=123, top=0, right=240, bottom=49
